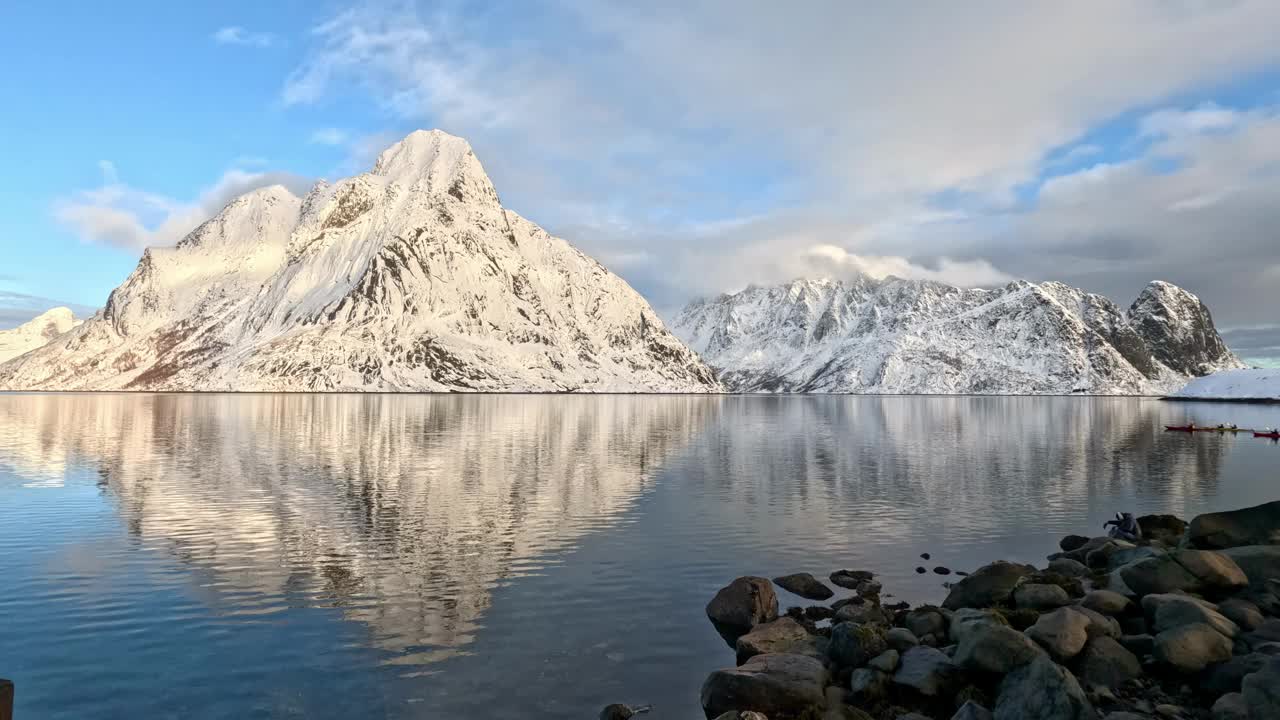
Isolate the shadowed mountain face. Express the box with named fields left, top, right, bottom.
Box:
left=673, top=277, right=1243, bottom=394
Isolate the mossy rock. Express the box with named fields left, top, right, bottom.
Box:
left=1003, top=607, right=1041, bottom=631
left=1020, top=570, right=1085, bottom=598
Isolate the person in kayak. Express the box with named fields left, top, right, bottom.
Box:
left=1104, top=512, right=1142, bottom=542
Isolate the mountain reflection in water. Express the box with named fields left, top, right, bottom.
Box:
left=1, top=394, right=1276, bottom=719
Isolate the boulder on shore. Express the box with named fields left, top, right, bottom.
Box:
left=949, top=608, right=1010, bottom=644
left=701, top=653, right=828, bottom=720
left=1221, top=545, right=1280, bottom=590
left=886, top=627, right=920, bottom=652
left=708, top=577, right=780, bottom=634
left=1172, top=549, right=1249, bottom=593
left=1242, top=655, right=1280, bottom=719
left=904, top=607, right=948, bottom=639
left=952, top=700, right=993, bottom=720
left=942, top=561, right=1035, bottom=610
left=1218, top=598, right=1264, bottom=631
left=848, top=667, right=888, bottom=706
left=1153, top=622, right=1233, bottom=672
left=833, top=601, right=889, bottom=626
left=1203, top=651, right=1273, bottom=697
left=1189, top=500, right=1280, bottom=549
left=1211, top=693, right=1249, bottom=720
left=1070, top=605, right=1121, bottom=639
left=1027, top=607, right=1092, bottom=661
left=828, top=622, right=888, bottom=669
left=736, top=617, right=825, bottom=665
left=1119, top=554, right=1202, bottom=597
left=994, top=655, right=1093, bottom=720
left=892, top=646, right=961, bottom=698
left=1080, top=590, right=1130, bottom=616
left=1014, top=583, right=1071, bottom=610
left=773, top=573, right=835, bottom=601
left=1060, top=535, right=1091, bottom=552
left=1071, top=636, right=1141, bottom=689
left=1137, top=514, right=1187, bottom=546
left=954, top=622, right=1044, bottom=674
left=1048, top=558, right=1089, bottom=578
left=830, top=570, right=875, bottom=590
left=1147, top=594, right=1239, bottom=638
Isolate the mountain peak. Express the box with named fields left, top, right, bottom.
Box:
left=0, top=306, right=81, bottom=363
left=371, top=130, right=495, bottom=201
left=1128, top=280, right=1239, bottom=376
left=0, top=129, right=717, bottom=393
left=29, top=306, right=76, bottom=325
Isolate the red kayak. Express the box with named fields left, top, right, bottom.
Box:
left=1256, top=431, right=1280, bottom=439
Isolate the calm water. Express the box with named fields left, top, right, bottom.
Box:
left=1, top=394, right=1278, bottom=719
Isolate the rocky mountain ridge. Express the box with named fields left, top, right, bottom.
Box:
left=672, top=276, right=1243, bottom=395
left=0, top=307, right=81, bottom=364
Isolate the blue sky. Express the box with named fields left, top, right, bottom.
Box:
left=3, top=2, right=1280, bottom=361
left=2, top=1, right=331, bottom=306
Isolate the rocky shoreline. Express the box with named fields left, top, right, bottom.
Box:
left=683, top=500, right=1280, bottom=720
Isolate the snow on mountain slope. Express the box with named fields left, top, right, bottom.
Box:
left=0, top=130, right=719, bottom=392
left=1171, top=368, right=1280, bottom=401
left=672, top=276, right=1243, bottom=395
left=0, top=307, right=81, bottom=363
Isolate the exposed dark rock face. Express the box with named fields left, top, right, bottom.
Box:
left=1128, top=280, right=1235, bottom=376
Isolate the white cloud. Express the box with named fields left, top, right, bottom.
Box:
left=212, top=26, right=276, bottom=48
left=801, top=245, right=1014, bottom=288
left=55, top=164, right=312, bottom=252
left=276, top=1, right=1280, bottom=318
left=1140, top=102, right=1241, bottom=138
left=1048, top=144, right=1103, bottom=167
left=309, top=128, right=348, bottom=146
left=948, top=104, right=1280, bottom=328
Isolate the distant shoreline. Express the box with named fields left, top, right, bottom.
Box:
left=1159, top=396, right=1280, bottom=405
left=0, top=390, right=1183, bottom=398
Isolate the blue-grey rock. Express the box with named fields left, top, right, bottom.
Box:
left=994, top=655, right=1093, bottom=720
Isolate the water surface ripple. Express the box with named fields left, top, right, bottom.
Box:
left=1, top=394, right=1277, bottom=719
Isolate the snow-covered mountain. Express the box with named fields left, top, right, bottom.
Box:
left=0, top=130, right=718, bottom=392
left=0, top=307, right=80, bottom=363
left=672, top=276, right=1243, bottom=394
